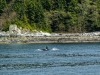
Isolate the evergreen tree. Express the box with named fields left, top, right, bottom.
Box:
left=0, top=0, right=7, bottom=15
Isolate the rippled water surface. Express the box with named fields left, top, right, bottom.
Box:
left=0, top=43, right=100, bottom=75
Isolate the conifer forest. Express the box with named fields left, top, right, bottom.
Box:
left=0, top=0, right=100, bottom=33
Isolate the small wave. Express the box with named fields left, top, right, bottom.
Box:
left=52, top=47, right=59, bottom=51
left=0, top=60, right=100, bottom=70
left=37, top=49, right=42, bottom=51
left=0, top=54, right=35, bottom=58
left=53, top=53, right=100, bottom=57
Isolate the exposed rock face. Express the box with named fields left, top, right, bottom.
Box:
left=9, top=24, right=21, bottom=36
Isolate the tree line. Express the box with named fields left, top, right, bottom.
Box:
left=0, top=0, right=100, bottom=33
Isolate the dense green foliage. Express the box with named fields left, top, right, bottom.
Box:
left=1, top=0, right=100, bottom=32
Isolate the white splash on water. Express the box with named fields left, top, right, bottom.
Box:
left=37, top=47, right=59, bottom=51
left=52, top=47, right=59, bottom=51
left=37, top=49, right=42, bottom=51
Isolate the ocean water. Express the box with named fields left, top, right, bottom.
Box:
left=0, top=43, right=100, bottom=75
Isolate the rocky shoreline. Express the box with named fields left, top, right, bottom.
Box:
left=0, top=32, right=100, bottom=44
left=0, top=25, right=100, bottom=44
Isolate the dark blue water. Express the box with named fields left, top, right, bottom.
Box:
left=0, top=43, right=100, bottom=75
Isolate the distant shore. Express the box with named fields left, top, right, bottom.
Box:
left=0, top=32, right=100, bottom=44
left=0, top=25, right=100, bottom=44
